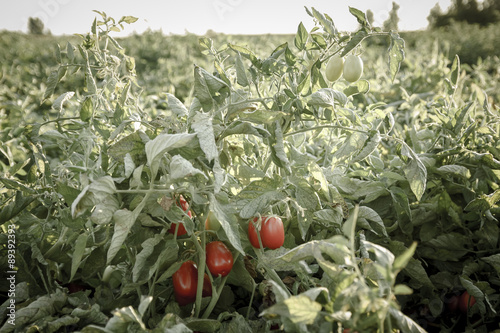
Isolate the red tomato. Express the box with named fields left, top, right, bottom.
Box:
left=459, top=291, right=476, bottom=313
left=206, top=241, right=234, bottom=277
left=168, top=195, right=192, bottom=236
left=248, top=216, right=284, bottom=250
left=172, top=260, right=198, bottom=305
left=169, top=220, right=188, bottom=236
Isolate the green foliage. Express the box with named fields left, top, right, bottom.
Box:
left=1, top=6, right=500, bottom=333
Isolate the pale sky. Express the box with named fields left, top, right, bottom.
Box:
left=1, top=0, right=453, bottom=36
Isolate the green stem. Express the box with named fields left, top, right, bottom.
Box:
left=349, top=205, right=365, bottom=285
left=193, top=232, right=206, bottom=318
left=284, top=125, right=369, bottom=137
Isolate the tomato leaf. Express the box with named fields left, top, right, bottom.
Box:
left=294, top=22, right=308, bottom=51
left=388, top=31, right=405, bottom=82
left=70, top=233, right=88, bottom=282
left=311, top=7, right=337, bottom=36
left=107, top=209, right=137, bottom=265
left=209, top=194, right=244, bottom=255
left=235, top=53, right=249, bottom=87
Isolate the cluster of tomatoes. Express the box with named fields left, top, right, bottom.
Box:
left=325, top=53, right=364, bottom=83
left=169, top=196, right=285, bottom=306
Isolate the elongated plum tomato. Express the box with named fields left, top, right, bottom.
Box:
left=248, top=216, right=285, bottom=250
left=168, top=195, right=192, bottom=236
left=325, top=54, right=344, bottom=82
left=172, top=260, right=212, bottom=306
left=459, top=291, right=476, bottom=313
left=172, top=260, right=197, bottom=305
left=206, top=241, right=233, bottom=277
left=343, top=54, right=363, bottom=83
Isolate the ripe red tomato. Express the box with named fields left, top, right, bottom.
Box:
left=172, top=261, right=212, bottom=306
left=459, top=291, right=476, bottom=313
left=169, top=221, right=188, bottom=236
left=206, top=241, right=234, bottom=277
left=248, top=216, right=285, bottom=250
left=168, top=195, right=192, bottom=236
left=172, top=260, right=198, bottom=305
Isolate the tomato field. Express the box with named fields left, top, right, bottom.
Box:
left=1, top=7, right=500, bottom=333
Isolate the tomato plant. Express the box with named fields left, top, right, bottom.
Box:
left=343, top=54, right=363, bottom=82
left=248, top=216, right=285, bottom=250
left=206, top=241, right=234, bottom=277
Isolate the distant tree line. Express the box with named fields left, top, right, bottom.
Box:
left=428, top=0, right=500, bottom=28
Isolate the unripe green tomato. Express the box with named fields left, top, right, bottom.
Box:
left=325, top=54, right=344, bottom=82
left=343, top=55, right=363, bottom=82
left=205, top=211, right=221, bottom=232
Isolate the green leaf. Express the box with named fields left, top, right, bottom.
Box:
left=70, top=233, right=88, bottom=281
left=166, top=93, right=188, bottom=116
left=80, top=97, right=93, bottom=121
left=393, top=242, right=417, bottom=272
left=388, top=307, right=428, bottom=333
left=482, top=253, right=500, bottom=274
left=261, top=294, right=322, bottom=325
left=351, top=130, right=380, bottom=162
left=132, top=234, right=164, bottom=283
left=390, top=187, right=413, bottom=235
left=145, top=132, right=197, bottom=177
left=341, top=30, right=368, bottom=57
left=108, top=131, right=147, bottom=164
left=308, top=88, right=347, bottom=108
left=107, top=209, right=137, bottom=264
left=170, top=155, right=206, bottom=180
left=401, top=143, right=427, bottom=201
left=357, top=206, right=388, bottom=237
left=285, top=45, right=297, bottom=66
left=120, top=15, right=139, bottom=24
left=388, top=32, right=405, bottom=82
left=311, top=7, right=337, bottom=36
left=294, top=22, right=308, bottom=50
left=269, top=120, right=290, bottom=172
left=210, top=194, right=244, bottom=255
left=42, top=70, right=60, bottom=101
left=191, top=112, right=218, bottom=162
left=450, top=54, right=460, bottom=87
left=193, top=65, right=227, bottom=111
left=349, top=7, right=369, bottom=27
left=228, top=44, right=260, bottom=68
left=343, top=79, right=370, bottom=97
left=362, top=240, right=395, bottom=269
left=52, top=91, right=74, bottom=112
left=235, top=53, right=249, bottom=87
